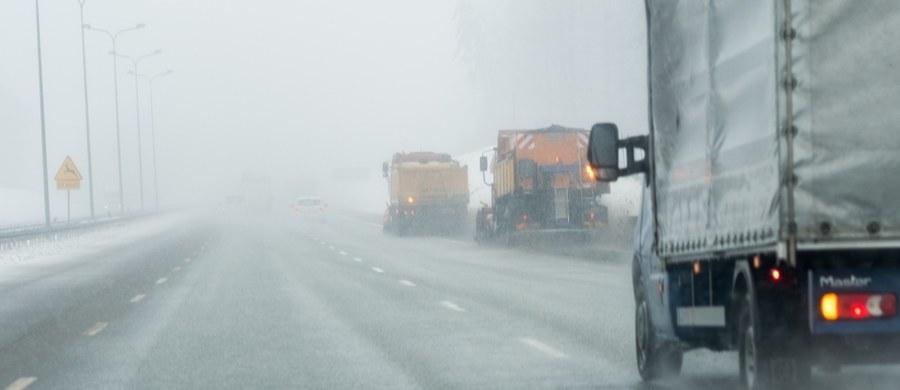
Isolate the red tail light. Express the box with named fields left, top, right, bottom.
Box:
left=770, top=268, right=781, bottom=282
left=820, top=293, right=898, bottom=321
left=589, top=212, right=596, bottom=221
left=522, top=214, right=528, bottom=222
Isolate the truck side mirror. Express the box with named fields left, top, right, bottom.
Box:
left=479, top=156, right=488, bottom=172
left=588, top=123, right=621, bottom=181
left=382, top=162, right=389, bottom=178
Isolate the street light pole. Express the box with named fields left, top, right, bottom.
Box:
left=84, top=23, right=143, bottom=217
left=131, top=70, right=172, bottom=209
left=35, top=0, right=50, bottom=228
left=114, top=50, right=160, bottom=212
left=76, top=0, right=95, bottom=219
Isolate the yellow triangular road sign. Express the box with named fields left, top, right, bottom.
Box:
left=55, top=156, right=82, bottom=190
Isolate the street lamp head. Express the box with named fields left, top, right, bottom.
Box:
left=136, top=23, right=146, bottom=29
left=127, top=70, right=135, bottom=75
left=167, top=70, right=174, bottom=74
left=108, top=50, right=116, bottom=55
left=83, top=24, right=92, bottom=29
left=153, top=49, right=162, bottom=55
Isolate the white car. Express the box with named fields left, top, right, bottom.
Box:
left=292, top=197, right=327, bottom=221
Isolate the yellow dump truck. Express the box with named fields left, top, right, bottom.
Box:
left=382, top=152, right=469, bottom=235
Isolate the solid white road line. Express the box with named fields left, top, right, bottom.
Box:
left=83, top=322, right=109, bottom=337
left=353, top=257, right=363, bottom=262
left=4, top=377, right=37, bottom=390
left=339, top=251, right=347, bottom=256
left=329, top=246, right=335, bottom=250
left=173, top=266, right=182, bottom=272
left=130, top=294, right=146, bottom=303
left=371, top=267, right=385, bottom=274
left=399, top=280, right=416, bottom=287
left=155, top=277, right=168, bottom=285
left=519, top=337, right=569, bottom=359
left=440, top=301, right=465, bottom=312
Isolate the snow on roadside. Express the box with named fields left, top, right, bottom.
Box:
left=0, top=213, right=194, bottom=266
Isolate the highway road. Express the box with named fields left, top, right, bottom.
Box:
left=1, top=211, right=899, bottom=389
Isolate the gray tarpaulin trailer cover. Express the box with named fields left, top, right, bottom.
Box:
left=646, top=0, right=900, bottom=258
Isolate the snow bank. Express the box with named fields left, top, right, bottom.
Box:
left=0, top=213, right=194, bottom=267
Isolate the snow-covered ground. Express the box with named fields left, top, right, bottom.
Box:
left=0, top=213, right=191, bottom=267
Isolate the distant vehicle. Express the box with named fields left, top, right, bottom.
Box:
left=292, top=196, right=327, bottom=221
left=475, top=125, right=609, bottom=244
left=382, top=152, right=469, bottom=235
left=588, top=2, right=900, bottom=389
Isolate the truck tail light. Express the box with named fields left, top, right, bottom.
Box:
left=820, top=292, right=898, bottom=321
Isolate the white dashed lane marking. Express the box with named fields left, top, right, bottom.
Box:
left=399, top=280, right=416, bottom=287
left=130, top=294, right=146, bottom=303
left=184, top=258, right=191, bottom=263
left=83, top=322, right=109, bottom=337
left=339, top=251, right=347, bottom=256
left=353, top=257, right=362, bottom=262
left=173, top=266, right=182, bottom=272
left=156, top=277, right=168, bottom=285
left=440, top=301, right=465, bottom=312
left=519, top=337, right=569, bottom=359
left=371, top=267, right=385, bottom=274
left=328, top=246, right=335, bottom=250
left=4, top=377, right=37, bottom=390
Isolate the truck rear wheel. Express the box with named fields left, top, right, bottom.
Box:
left=635, top=291, right=682, bottom=380
left=738, top=292, right=810, bottom=390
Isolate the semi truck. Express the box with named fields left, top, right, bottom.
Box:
left=382, top=152, right=469, bottom=235
left=475, top=125, right=609, bottom=244
left=587, top=2, right=900, bottom=389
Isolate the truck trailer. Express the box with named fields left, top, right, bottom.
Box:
left=587, top=2, right=900, bottom=389
left=476, top=125, right=609, bottom=244
left=382, top=152, right=469, bottom=235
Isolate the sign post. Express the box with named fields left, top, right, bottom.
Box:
left=55, top=156, right=83, bottom=224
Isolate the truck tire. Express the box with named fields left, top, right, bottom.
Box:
left=738, top=292, right=810, bottom=390
left=635, top=289, right=682, bottom=380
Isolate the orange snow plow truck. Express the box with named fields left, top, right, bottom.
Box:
left=475, top=125, right=609, bottom=244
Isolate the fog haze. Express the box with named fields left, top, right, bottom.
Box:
left=1, top=0, right=646, bottom=220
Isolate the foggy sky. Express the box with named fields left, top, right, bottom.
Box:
left=0, top=0, right=646, bottom=221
